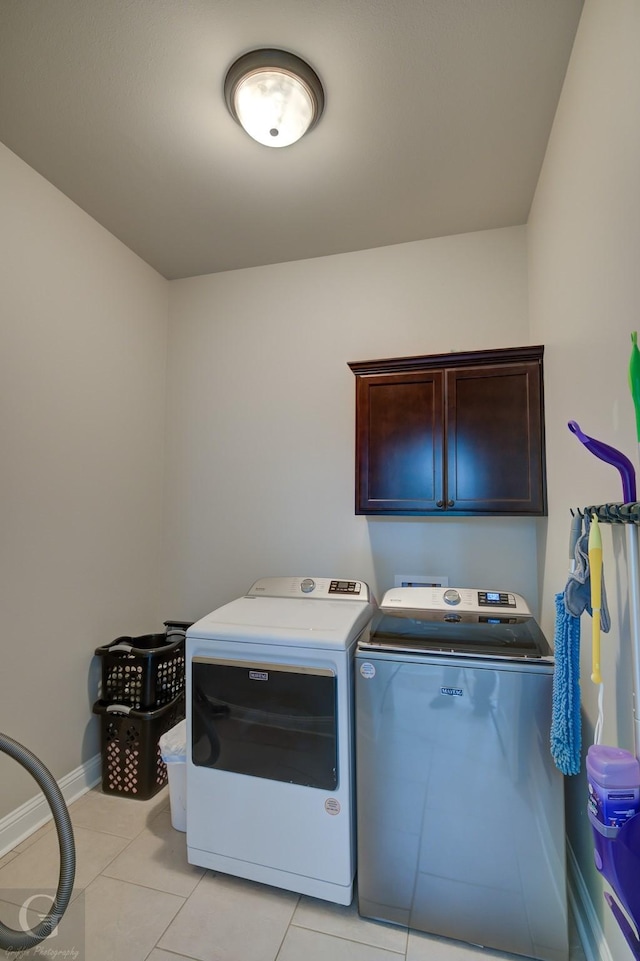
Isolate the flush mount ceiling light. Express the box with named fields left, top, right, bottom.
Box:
left=224, top=48, right=325, bottom=148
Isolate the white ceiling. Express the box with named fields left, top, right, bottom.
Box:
left=0, top=0, right=584, bottom=281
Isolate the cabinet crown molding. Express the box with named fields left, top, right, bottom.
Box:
left=348, top=344, right=544, bottom=377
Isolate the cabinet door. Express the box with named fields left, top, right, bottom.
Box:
left=446, top=362, right=545, bottom=514
left=355, top=370, right=444, bottom=513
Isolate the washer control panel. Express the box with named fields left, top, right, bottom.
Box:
left=381, top=587, right=529, bottom=615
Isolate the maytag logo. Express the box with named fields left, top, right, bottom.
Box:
left=440, top=687, right=463, bottom=697
left=249, top=670, right=268, bottom=681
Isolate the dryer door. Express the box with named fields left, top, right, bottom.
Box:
left=192, top=657, right=337, bottom=789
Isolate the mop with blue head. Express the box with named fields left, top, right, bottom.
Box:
left=550, top=512, right=583, bottom=776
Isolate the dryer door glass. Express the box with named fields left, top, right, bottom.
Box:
left=191, top=657, right=338, bottom=789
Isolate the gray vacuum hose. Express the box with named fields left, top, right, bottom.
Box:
left=0, top=732, right=76, bottom=950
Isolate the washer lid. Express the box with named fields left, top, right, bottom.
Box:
left=187, top=594, right=376, bottom=650
left=360, top=607, right=552, bottom=660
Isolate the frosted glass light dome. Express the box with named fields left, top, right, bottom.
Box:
left=224, top=50, right=325, bottom=148
left=234, top=69, right=314, bottom=147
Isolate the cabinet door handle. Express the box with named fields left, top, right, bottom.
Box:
left=447, top=499, right=455, bottom=507
left=436, top=500, right=444, bottom=508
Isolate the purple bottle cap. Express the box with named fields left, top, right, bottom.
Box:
left=587, top=745, right=640, bottom=788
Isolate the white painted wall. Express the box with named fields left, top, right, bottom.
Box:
left=4, top=7, right=639, bottom=954
left=528, top=1, right=640, bottom=958
left=162, top=226, right=540, bottom=623
left=4, top=5, right=638, bottom=956
left=0, top=143, right=169, bottom=817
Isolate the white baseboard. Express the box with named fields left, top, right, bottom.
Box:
left=0, top=753, right=101, bottom=858
left=567, top=841, right=614, bottom=961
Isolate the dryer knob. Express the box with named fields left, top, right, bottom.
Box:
left=443, top=589, right=461, bottom=606
left=300, top=578, right=316, bottom=594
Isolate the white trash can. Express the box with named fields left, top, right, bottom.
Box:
left=159, top=719, right=187, bottom=832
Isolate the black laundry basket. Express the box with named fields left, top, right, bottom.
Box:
left=93, top=694, right=185, bottom=800
left=95, top=624, right=190, bottom=710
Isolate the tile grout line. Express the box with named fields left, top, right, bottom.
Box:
left=278, top=920, right=409, bottom=960
left=287, top=917, right=408, bottom=958
left=147, top=868, right=214, bottom=958
left=272, top=893, right=301, bottom=961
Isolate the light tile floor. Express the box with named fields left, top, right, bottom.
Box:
left=0, top=786, right=588, bottom=961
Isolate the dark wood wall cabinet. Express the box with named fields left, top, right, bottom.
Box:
left=348, top=345, right=547, bottom=516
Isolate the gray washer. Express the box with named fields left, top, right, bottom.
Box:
left=355, top=587, right=568, bottom=961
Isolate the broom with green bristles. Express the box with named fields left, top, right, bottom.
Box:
left=627, top=333, right=640, bottom=758
left=630, top=333, right=640, bottom=452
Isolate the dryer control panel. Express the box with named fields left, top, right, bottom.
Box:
left=247, top=576, right=371, bottom=602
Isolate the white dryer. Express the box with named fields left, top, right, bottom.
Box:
left=186, top=576, right=376, bottom=905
